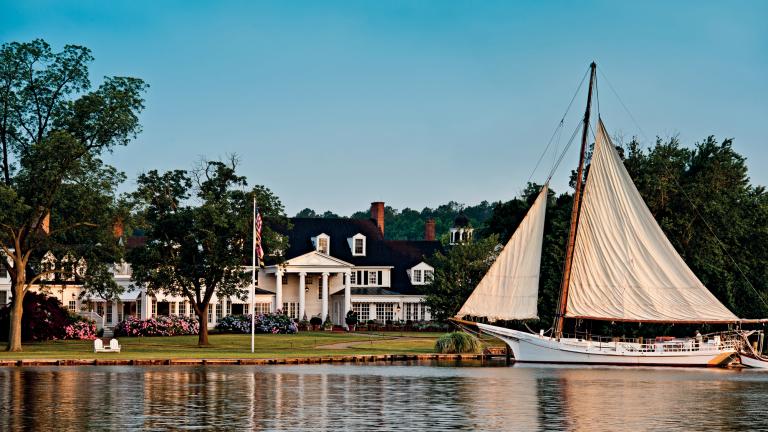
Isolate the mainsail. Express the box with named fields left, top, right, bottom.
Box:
left=457, top=185, right=548, bottom=321
left=565, top=120, right=738, bottom=323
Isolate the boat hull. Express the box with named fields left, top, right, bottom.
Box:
left=478, top=323, right=736, bottom=367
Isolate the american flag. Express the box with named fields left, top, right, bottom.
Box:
left=255, top=209, right=264, bottom=268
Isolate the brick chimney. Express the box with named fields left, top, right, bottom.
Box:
left=370, top=202, right=385, bottom=236
left=424, top=219, right=436, bottom=241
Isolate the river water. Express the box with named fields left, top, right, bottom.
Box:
left=1, top=360, right=766, bottom=431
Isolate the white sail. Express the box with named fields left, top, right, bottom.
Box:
left=457, top=185, right=548, bottom=321
left=566, top=120, right=738, bottom=323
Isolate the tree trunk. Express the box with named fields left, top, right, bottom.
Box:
left=6, top=288, right=24, bottom=352
left=197, top=303, right=210, bottom=346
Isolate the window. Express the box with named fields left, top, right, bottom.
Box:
left=316, top=234, right=330, bottom=254
left=282, top=302, right=299, bottom=319
left=68, top=300, right=77, bottom=312
left=96, top=303, right=104, bottom=317
left=354, top=238, right=364, bottom=254
left=208, top=305, right=213, bottom=323
left=306, top=276, right=313, bottom=285
left=226, top=300, right=231, bottom=316
left=368, top=271, right=378, bottom=285
left=151, top=300, right=157, bottom=318
left=281, top=274, right=288, bottom=285
left=180, top=301, right=187, bottom=316
left=376, top=303, right=394, bottom=322
left=350, top=272, right=356, bottom=285
left=170, top=302, right=177, bottom=315
left=413, top=269, right=422, bottom=283
left=0, top=267, right=7, bottom=278
left=215, top=303, right=222, bottom=321
left=0, top=291, right=7, bottom=306
left=107, top=303, right=114, bottom=323
left=255, top=302, right=271, bottom=314
left=353, top=303, right=369, bottom=321
left=420, top=303, right=429, bottom=321
left=405, top=303, right=415, bottom=321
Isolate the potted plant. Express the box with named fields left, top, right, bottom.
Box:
left=322, top=318, right=333, bottom=331
left=310, top=316, right=322, bottom=331
left=345, top=310, right=358, bottom=332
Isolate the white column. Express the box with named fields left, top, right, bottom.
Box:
left=342, top=271, right=351, bottom=327
left=299, top=272, right=307, bottom=320
left=321, top=272, right=329, bottom=321
left=275, top=271, right=283, bottom=313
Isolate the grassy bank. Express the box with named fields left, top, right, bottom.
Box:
left=0, top=332, right=446, bottom=360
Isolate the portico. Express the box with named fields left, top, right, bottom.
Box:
left=261, top=251, right=353, bottom=325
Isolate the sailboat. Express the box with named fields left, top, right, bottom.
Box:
left=456, top=62, right=767, bottom=367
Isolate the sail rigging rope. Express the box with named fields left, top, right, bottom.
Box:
left=597, top=66, right=768, bottom=313
left=525, top=66, right=590, bottom=187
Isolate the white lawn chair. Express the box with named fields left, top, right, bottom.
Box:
left=93, top=338, right=121, bottom=353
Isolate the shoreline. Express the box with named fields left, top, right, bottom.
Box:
left=0, top=353, right=501, bottom=367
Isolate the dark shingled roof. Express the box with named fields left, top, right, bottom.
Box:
left=282, top=218, right=442, bottom=295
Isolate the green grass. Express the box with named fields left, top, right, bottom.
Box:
left=0, top=332, right=448, bottom=360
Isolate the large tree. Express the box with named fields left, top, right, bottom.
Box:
left=127, top=160, right=289, bottom=346
left=0, top=40, right=146, bottom=351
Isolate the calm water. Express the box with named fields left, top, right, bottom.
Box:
left=1, top=361, right=767, bottom=431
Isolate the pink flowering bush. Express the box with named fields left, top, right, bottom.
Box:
left=216, top=313, right=298, bottom=334
left=114, top=315, right=200, bottom=337
left=63, top=319, right=98, bottom=340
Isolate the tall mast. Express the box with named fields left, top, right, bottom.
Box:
left=554, top=62, right=596, bottom=338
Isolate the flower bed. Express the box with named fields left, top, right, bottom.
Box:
left=216, top=313, right=298, bottom=334
left=63, top=319, right=98, bottom=340
left=114, top=315, right=200, bottom=337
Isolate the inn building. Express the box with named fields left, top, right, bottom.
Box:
left=0, top=202, right=464, bottom=330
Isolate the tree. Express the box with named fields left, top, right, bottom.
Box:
left=127, top=159, right=289, bottom=346
left=423, top=235, right=500, bottom=321
left=0, top=39, right=147, bottom=351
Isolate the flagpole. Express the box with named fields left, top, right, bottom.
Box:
left=251, top=194, right=256, bottom=353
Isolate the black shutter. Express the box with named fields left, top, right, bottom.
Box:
left=363, top=271, right=368, bottom=286
left=377, top=271, right=382, bottom=286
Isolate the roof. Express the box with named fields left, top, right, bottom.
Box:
left=454, top=213, right=470, bottom=228
left=281, top=218, right=442, bottom=295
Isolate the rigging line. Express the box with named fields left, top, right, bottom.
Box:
left=545, top=120, right=584, bottom=184
left=598, top=66, right=768, bottom=312
left=525, top=66, right=591, bottom=186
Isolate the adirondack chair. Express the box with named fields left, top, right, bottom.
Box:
left=94, top=338, right=121, bottom=353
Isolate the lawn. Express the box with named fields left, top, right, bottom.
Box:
left=0, top=332, right=449, bottom=360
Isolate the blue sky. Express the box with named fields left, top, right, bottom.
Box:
left=2, top=1, right=766, bottom=215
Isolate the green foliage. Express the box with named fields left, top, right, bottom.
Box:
left=127, top=158, right=290, bottom=345
left=434, top=331, right=482, bottom=353
left=0, top=39, right=147, bottom=351
left=347, top=201, right=495, bottom=240
left=422, top=235, right=500, bottom=321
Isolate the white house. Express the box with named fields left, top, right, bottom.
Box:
left=0, top=202, right=452, bottom=329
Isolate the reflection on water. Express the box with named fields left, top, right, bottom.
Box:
left=0, top=361, right=767, bottom=431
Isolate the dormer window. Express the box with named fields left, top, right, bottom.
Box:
left=409, top=262, right=434, bottom=285
left=313, top=233, right=330, bottom=255
left=348, top=233, right=366, bottom=256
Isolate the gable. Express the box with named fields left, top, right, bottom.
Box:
left=284, top=251, right=353, bottom=268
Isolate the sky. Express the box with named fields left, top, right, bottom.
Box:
left=2, top=0, right=766, bottom=216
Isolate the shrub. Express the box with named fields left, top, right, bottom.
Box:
left=309, top=316, right=322, bottom=326
left=0, top=292, right=71, bottom=341
left=345, top=310, right=358, bottom=326
left=114, top=315, right=200, bottom=337
left=435, top=332, right=482, bottom=354
left=63, top=320, right=98, bottom=340
left=216, top=313, right=298, bottom=334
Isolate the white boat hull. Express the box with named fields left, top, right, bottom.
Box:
left=478, top=323, right=736, bottom=367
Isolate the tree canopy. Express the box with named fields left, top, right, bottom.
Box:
left=0, top=39, right=147, bottom=351
left=127, top=159, right=289, bottom=346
